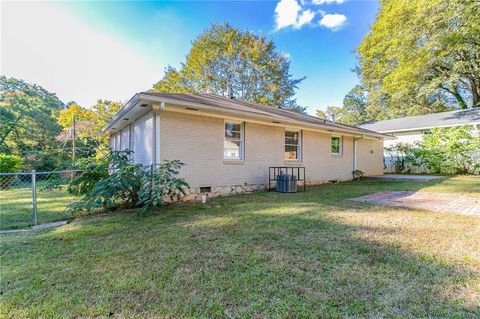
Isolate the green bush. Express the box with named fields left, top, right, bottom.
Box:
left=139, top=160, right=189, bottom=214
left=68, top=151, right=189, bottom=214
left=0, top=154, right=24, bottom=172
left=0, top=154, right=24, bottom=189
left=386, top=126, right=480, bottom=175
left=68, top=156, right=110, bottom=196
left=352, top=169, right=365, bottom=181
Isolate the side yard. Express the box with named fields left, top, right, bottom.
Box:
left=0, top=183, right=79, bottom=230
left=1, top=176, right=479, bottom=318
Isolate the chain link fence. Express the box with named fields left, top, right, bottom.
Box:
left=0, top=170, right=82, bottom=230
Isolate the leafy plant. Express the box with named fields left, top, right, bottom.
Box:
left=0, top=153, right=23, bottom=172
left=421, top=126, right=480, bottom=174
left=67, top=156, right=110, bottom=196
left=0, top=154, right=24, bottom=189
left=68, top=151, right=189, bottom=214
left=385, top=126, right=480, bottom=175
left=352, top=169, right=365, bottom=181
left=139, top=160, right=189, bottom=214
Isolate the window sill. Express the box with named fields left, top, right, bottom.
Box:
left=284, top=160, right=302, bottom=165
left=223, top=159, right=245, bottom=165
left=331, top=153, right=343, bottom=158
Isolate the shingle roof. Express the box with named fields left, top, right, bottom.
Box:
left=140, top=92, right=386, bottom=137
left=358, top=108, right=480, bottom=133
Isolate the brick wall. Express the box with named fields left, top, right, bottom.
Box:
left=159, top=110, right=384, bottom=188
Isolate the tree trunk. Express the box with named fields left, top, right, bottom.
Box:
left=472, top=81, right=480, bottom=108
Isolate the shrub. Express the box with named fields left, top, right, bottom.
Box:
left=386, top=126, right=480, bottom=175
left=139, top=160, right=189, bottom=214
left=0, top=154, right=24, bottom=172
left=0, top=154, right=24, bottom=189
left=422, top=126, right=480, bottom=174
left=352, top=169, right=365, bottom=181
left=68, top=151, right=189, bottom=214
left=67, top=156, right=110, bottom=196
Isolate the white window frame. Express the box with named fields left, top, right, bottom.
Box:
left=223, top=120, right=244, bottom=160
left=331, top=135, right=343, bottom=156
left=285, top=129, right=301, bottom=161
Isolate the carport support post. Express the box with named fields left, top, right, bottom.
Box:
left=31, top=170, right=38, bottom=225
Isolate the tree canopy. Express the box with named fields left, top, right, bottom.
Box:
left=1, top=76, right=121, bottom=170
left=357, top=0, right=480, bottom=120
left=56, top=100, right=121, bottom=158
left=152, top=23, right=305, bottom=112
left=0, top=76, right=64, bottom=170
left=325, top=0, right=480, bottom=125
left=316, top=84, right=367, bottom=125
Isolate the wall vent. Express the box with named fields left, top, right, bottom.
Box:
left=200, top=186, right=212, bottom=193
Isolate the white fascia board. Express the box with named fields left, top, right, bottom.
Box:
left=377, top=122, right=480, bottom=134
left=138, top=94, right=389, bottom=139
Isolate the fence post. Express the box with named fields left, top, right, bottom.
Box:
left=31, top=170, right=38, bottom=225
left=150, top=164, right=154, bottom=199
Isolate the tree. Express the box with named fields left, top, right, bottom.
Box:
left=56, top=100, right=121, bottom=158
left=152, top=23, right=305, bottom=112
left=357, top=0, right=480, bottom=120
left=0, top=76, right=64, bottom=170
left=316, top=106, right=343, bottom=123
left=340, top=84, right=367, bottom=125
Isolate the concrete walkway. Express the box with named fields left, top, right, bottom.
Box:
left=0, top=221, right=68, bottom=235
left=365, top=175, right=445, bottom=182
left=352, top=191, right=480, bottom=216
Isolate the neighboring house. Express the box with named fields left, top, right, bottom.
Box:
left=104, top=93, right=388, bottom=198
left=358, top=108, right=480, bottom=172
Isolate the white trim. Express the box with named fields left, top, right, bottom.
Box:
left=376, top=122, right=480, bottom=134
left=284, top=129, right=302, bottom=161
left=104, top=93, right=389, bottom=139
left=330, top=135, right=343, bottom=156
left=223, top=120, right=244, bottom=160
left=155, top=113, right=161, bottom=164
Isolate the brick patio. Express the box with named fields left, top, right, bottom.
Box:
left=352, top=191, right=480, bottom=217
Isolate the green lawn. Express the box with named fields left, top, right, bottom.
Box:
left=0, top=183, right=79, bottom=230
left=1, top=176, right=479, bottom=318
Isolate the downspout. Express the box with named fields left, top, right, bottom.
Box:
left=152, top=102, right=165, bottom=165
left=353, top=135, right=365, bottom=172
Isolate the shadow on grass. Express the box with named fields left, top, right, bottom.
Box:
left=1, top=184, right=479, bottom=318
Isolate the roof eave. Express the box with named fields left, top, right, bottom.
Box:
left=138, top=94, right=390, bottom=139
left=104, top=93, right=391, bottom=139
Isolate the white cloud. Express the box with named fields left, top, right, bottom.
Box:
left=0, top=2, right=163, bottom=107
left=296, top=10, right=315, bottom=28
left=274, top=0, right=315, bottom=30
left=312, top=0, right=347, bottom=4
left=319, top=13, right=347, bottom=30
left=275, top=0, right=301, bottom=29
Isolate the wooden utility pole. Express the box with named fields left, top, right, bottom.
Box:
left=72, top=115, right=76, bottom=167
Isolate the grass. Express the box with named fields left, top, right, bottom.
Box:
left=1, top=176, right=479, bottom=318
left=0, top=182, right=79, bottom=230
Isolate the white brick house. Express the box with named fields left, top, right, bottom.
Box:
left=105, top=93, right=388, bottom=197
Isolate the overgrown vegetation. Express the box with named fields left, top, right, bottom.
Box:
left=386, top=126, right=480, bottom=174
left=68, top=151, right=189, bottom=214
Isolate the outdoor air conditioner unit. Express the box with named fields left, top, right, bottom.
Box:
left=276, top=174, right=298, bottom=193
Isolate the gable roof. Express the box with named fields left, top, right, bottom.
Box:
left=104, top=92, right=390, bottom=139
left=358, top=108, right=480, bottom=133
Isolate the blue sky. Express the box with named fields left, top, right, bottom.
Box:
left=1, top=0, right=378, bottom=114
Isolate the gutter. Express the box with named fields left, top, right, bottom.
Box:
left=352, top=135, right=364, bottom=172
left=103, top=93, right=392, bottom=139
